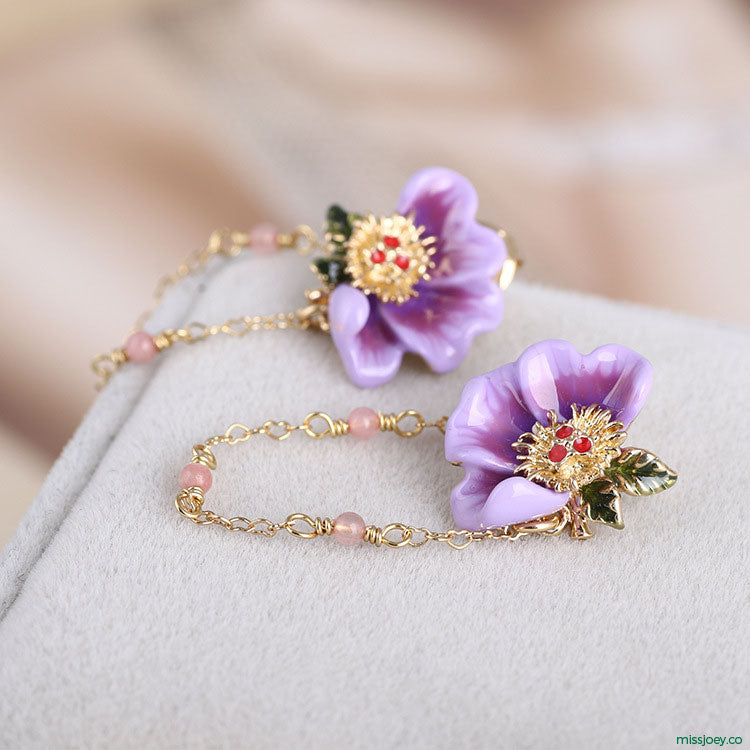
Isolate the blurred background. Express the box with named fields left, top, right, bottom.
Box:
left=1, top=0, right=749, bottom=545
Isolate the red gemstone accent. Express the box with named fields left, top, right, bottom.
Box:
left=395, top=255, right=410, bottom=270
left=555, top=425, right=574, bottom=439
left=548, top=445, right=567, bottom=463
left=371, top=249, right=385, bottom=264
left=383, top=236, right=400, bottom=248
left=573, top=437, right=592, bottom=453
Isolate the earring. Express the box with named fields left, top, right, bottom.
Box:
left=446, top=339, right=676, bottom=539
left=92, top=167, right=519, bottom=389
left=175, top=339, right=677, bottom=547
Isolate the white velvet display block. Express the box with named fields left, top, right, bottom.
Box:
left=1, top=251, right=748, bottom=749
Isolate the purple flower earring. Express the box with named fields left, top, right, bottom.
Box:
left=318, top=167, right=514, bottom=387
left=174, top=339, right=677, bottom=549
left=445, top=339, right=677, bottom=539
left=93, top=167, right=518, bottom=388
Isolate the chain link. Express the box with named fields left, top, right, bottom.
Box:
left=174, top=410, right=570, bottom=549
left=91, top=223, right=520, bottom=388
left=91, top=226, right=325, bottom=387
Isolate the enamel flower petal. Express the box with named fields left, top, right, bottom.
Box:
left=397, top=167, right=506, bottom=288
left=328, top=285, right=405, bottom=388
left=445, top=339, right=677, bottom=538
left=480, top=477, right=568, bottom=528
left=378, top=278, right=503, bottom=373
left=323, top=167, right=509, bottom=387
left=516, top=340, right=654, bottom=427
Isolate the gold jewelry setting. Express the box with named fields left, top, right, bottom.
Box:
left=513, top=404, right=626, bottom=493
left=344, top=213, right=436, bottom=304
left=90, top=223, right=518, bottom=388
left=90, top=169, right=521, bottom=387
left=175, top=398, right=677, bottom=547
left=175, top=408, right=570, bottom=551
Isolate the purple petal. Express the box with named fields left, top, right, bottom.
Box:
left=427, top=221, right=507, bottom=289
left=517, top=340, right=653, bottom=427
left=397, top=167, right=478, bottom=239
left=479, top=477, right=568, bottom=528
left=328, top=285, right=405, bottom=388
left=449, top=466, right=508, bottom=531
left=397, top=167, right=506, bottom=288
left=378, top=278, right=503, bottom=373
left=445, top=359, right=535, bottom=475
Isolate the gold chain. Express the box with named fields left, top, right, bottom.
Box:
left=90, top=225, right=519, bottom=388
left=175, top=409, right=569, bottom=550
left=90, top=225, right=324, bottom=388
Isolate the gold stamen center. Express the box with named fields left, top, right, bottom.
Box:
left=345, top=213, right=436, bottom=304
left=513, top=404, right=626, bottom=493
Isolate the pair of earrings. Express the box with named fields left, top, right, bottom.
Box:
left=96, top=167, right=677, bottom=542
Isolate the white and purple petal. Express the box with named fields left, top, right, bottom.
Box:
left=397, top=167, right=506, bottom=289
left=446, top=358, right=563, bottom=529
left=378, top=278, right=503, bottom=374
left=445, top=339, right=654, bottom=530
left=517, top=340, right=653, bottom=428
left=444, top=359, right=535, bottom=475
left=397, top=167, right=479, bottom=242
left=479, top=477, right=568, bottom=528
left=449, top=466, right=508, bottom=531
left=328, top=285, right=405, bottom=388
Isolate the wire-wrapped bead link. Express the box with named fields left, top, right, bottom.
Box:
left=363, top=525, right=383, bottom=547
left=90, top=226, right=326, bottom=388
left=175, top=487, right=204, bottom=517
left=315, top=516, right=335, bottom=536
left=190, top=444, right=217, bottom=469
left=91, top=223, right=519, bottom=388
left=378, top=412, right=399, bottom=432
left=173, top=409, right=570, bottom=550
left=364, top=524, right=415, bottom=548
left=302, top=412, right=350, bottom=439
left=378, top=410, right=426, bottom=437
left=152, top=332, right=174, bottom=351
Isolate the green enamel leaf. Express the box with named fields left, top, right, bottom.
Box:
left=582, top=479, right=624, bottom=529
left=324, top=204, right=361, bottom=250
left=605, top=447, right=678, bottom=496
left=314, top=204, right=361, bottom=287
left=311, top=257, right=351, bottom=287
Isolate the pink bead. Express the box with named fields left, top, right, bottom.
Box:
left=333, top=512, right=366, bottom=546
left=249, top=222, right=278, bottom=254
left=347, top=407, right=379, bottom=440
left=179, top=463, right=213, bottom=492
left=124, top=331, right=158, bottom=364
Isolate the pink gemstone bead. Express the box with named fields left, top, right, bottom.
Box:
left=179, top=463, right=213, bottom=492
left=249, top=222, right=278, bottom=254
left=332, top=512, right=366, bottom=546
left=347, top=407, right=379, bottom=440
left=124, top=331, right=158, bottom=364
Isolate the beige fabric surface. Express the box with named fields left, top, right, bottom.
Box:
left=0, top=247, right=747, bottom=748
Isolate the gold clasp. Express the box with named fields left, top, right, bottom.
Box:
left=296, top=289, right=330, bottom=332
left=512, top=508, right=570, bottom=537
left=480, top=222, right=521, bottom=291
left=497, top=255, right=520, bottom=291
